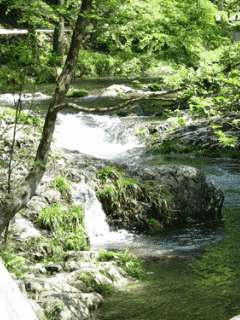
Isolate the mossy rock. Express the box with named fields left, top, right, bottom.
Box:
left=66, top=87, right=89, bottom=98
left=95, top=165, right=223, bottom=233
left=147, top=82, right=162, bottom=91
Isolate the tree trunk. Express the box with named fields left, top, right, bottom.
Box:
left=0, top=0, right=93, bottom=237
left=53, top=0, right=65, bottom=63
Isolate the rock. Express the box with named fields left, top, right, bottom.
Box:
left=28, top=300, right=46, bottom=320
left=96, top=164, right=223, bottom=232
left=43, top=189, right=61, bottom=204
left=65, top=251, right=99, bottom=262
left=140, top=165, right=224, bottom=222
left=94, top=273, right=113, bottom=286
left=16, top=280, right=28, bottom=297
left=3, top=128, right=26, bottom=147
left=29, top=264, right=46, bottom=275
left=230, top=317, right=240, bottom=320
left=25, top=273, right=104, bottom=320
left=0, top=260, right=38, bottom=320
left=150, top=113, right=240, bottom=155
left=64, top=261, right=97, bottom=273
left=24, top=279, right=44, bottom=294
left=99, top=263, right=127, bottom=285
left=45, top=263, right=63, bottom=274
left=27, top=196, right=48, bottom=213
left=100, top=84, right=139, bottom=97
left=12, top=215, right=41, bottom=241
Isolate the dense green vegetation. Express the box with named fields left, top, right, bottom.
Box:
left=0, top=0, right=237, bottom=80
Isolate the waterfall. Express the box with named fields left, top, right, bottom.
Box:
left=54, top=113, right=143, bottom=161
left=55, top=112, right=141, bottom=247
left=74, top=180, right=133, bottom=248
left=54, top=110, right=223, bottom=254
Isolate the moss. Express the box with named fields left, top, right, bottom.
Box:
left=98, top=250, right=144, bottom=279
left=147, top=218, right=163, bottom=233
left=78, top=272, right=114, bottom=295
left=147, top=82, right=162, bottom=91
left=66, top=87, right=89, bottom=97
left=151, top=138, right=240, bottom=158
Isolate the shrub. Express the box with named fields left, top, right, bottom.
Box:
left=37, top=203, right=88, bottom=252
left=1, top=250, right=28, bottom=279
left=52, top=176, right=70, bottom=195
left=66, top=87, right=89, bottom=98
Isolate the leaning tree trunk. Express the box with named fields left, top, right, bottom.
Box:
left=0, top=0, right=93, bottom=237
left=53, top=0, right=65, bottom=63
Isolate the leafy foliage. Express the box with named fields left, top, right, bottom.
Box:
left=37, top=203, right=88, bottom=252
left=1, top=248, right=28, bottom=278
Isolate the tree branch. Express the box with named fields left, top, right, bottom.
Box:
left=54, top=87, right=184, bottom=114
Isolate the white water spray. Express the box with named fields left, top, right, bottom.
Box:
left=55, top=113, right=142, bottom=160
left=73, top=180, right=133, bottom=247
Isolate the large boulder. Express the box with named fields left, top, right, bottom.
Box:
left=95, top=165, right=223, bottom=232
left=100, top=85, right=142, bottom=98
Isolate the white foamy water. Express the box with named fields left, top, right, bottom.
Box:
left=54, top=113, right=142, bottom=160
left=73, top=180, right=134, bottom=247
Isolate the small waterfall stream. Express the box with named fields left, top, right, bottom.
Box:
left=73, top=179, right=134, bottom=247
left=54, top=111, right=232, bottom=255
left=55, top=113, right=143, bottom=160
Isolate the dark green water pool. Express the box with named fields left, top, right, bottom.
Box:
left=98, top=152, right=240, bottom=320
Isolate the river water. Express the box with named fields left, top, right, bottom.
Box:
left=1, top=79, right=240, bottom=319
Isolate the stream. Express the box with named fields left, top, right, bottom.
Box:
left=1, top=79, right=240, bottom=319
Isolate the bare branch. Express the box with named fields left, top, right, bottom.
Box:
left=54, top=87, right=184, bottom=114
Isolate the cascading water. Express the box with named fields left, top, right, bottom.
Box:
left=73, top=179, right=133, bottom=248
left=54, top=112, right=143, bottom=247
left=54, top=113, right=143, bottom=161
left=54, top=111, right=225, bottom=254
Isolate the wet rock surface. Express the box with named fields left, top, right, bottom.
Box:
left=148, top=113, right=240, bottom=155
left=95, top=164, right=223, bottom=232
